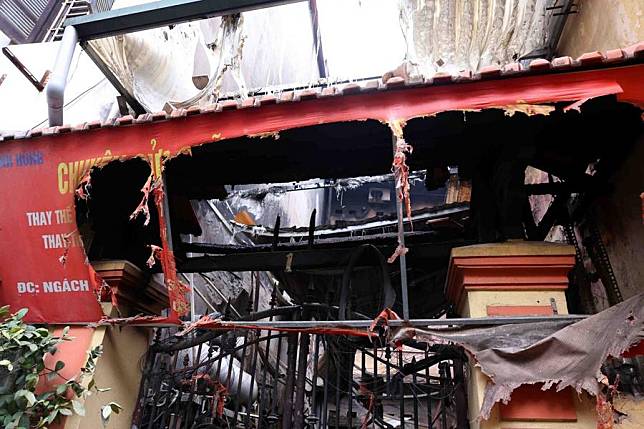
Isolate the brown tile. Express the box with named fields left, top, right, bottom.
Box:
left=218, top=100, right=238, bottom=111
left=240, top=97, right=256, bottom=108
left=85, top=120, right=102, bottom=129
left=384, top=76, right=405, bottom=88
left=317, top=87, right=337, bottom=98
left=115, top=115, right=134, bottom=125
left=551, top=56, right=574, bottom=68
left=297, top=89, right=318, bottom=101
left=361, top=80, right=380, bottom=92
left=135, top=113, right=153, bottom=123
left=577, top=51, right=604, bottom=65
left=528, top=58, right=551, bottom=71
left=258, top=94, right=277, bottom=105
left=170, top=108, right=187, bottom=118
left=501, top=62, right=523, bottom=75
left=454, top=70, right=473, bottom=81
left=200, top=103, right=218, bottom=113
left=432, top=72, right=453, bottom=84
left=479, top=64, right=501, bottom=78
left=186, top=106, right=201, bottom=116
left=340, top=83, right=361, bottom=95
left=151, top=111, right=168, bottom=121
left=604, top=48, right=625, bottom=63
left=277, top=91, right=294, bottom=103
left=632, top=41, right=644, bottom=58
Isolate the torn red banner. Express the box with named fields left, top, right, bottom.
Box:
left=387, top=243, right=408, bottom=264
left=369, top=308, right=401, bottom=333
left=391, top=136, right=413, bottom=225
left=75, top=173, right=91, bottom=200
left=146, top=244, right=163, bottom=268
left=153, top=182, right=191, bottom=318
left=130, top=173, right=155, bottom=226
left=58, top=230, right=77, bottom=266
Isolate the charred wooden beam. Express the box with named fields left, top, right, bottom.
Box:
left=182, top=231, right=440, bottom=254
left=177, top=239, right=467, bottom=272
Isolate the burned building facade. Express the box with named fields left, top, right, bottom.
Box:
left=0, top=1, right=643, bottom=429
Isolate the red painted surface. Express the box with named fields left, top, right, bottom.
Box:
left=38, top=327, right=94, bottom=393
left=0, top=65, right=641, bottom=324
left=37, top=327, right=95, bottom=429
left=446, top=254, right=575, bottom=310
left=500, top=384, right=577, bottom=422
left=622, top=340, right=644, bottom=358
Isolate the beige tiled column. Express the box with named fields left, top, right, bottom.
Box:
left=445, top=241, right=597, bottom=429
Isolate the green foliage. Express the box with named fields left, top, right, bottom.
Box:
left=0, top=306, right=121, bottom=428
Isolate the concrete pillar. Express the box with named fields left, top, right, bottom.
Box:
left=445, top=241, right=597, bottom=428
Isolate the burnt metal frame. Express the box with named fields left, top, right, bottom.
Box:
left=134, top=291, right=473, bottom=429
left=65, top=0, right=305, bottom=40
left=137, top=330, right=466, bottom=429
left=392, top=133, right=410, bottom=319
left=186, top=314, right=588, bottom=329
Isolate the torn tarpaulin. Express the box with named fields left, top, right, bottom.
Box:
left=392, top=293, right=644, bottom=420
left=130, top=173, right=156, bottom=226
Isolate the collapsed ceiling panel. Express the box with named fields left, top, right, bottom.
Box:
left=86, top=2, right=319, bottom=112
left=400, top=0, right=550, bottom=74
left=84, top=0, right=563, bottom=113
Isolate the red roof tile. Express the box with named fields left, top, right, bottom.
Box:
left=2, top=42, right=642, bottom=142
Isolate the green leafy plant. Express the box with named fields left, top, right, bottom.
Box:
left=0, top=306, right=121, bottom=428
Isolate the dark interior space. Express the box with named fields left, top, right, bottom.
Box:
left=75, top=97, right=642, bottom=318
left=164, top=96, right=641, bottom=193
left=75, top=158, right=161, bottom=270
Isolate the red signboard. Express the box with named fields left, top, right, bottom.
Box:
left=0, top=64, right=642, bottom=324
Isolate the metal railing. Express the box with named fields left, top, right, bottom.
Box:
left=133, top=306, right=468, bottom=428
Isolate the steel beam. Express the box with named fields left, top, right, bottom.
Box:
left=81, top=40, right=146, bottom=115
left=64, top=314, right=587, bottom=328
left=392, top=132, right=410, bottom=320
left=66, top=0, right=305, bottom=41
left=182, top=314, right=588, bottom=329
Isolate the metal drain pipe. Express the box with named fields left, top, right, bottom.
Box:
left=46, top=25, right=78, bottom=126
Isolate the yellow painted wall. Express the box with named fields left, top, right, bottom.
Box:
left=463, top=290, right=569, bottom=318
left=64, top=326, right=150, bottom=429
left=558, top=0, right=643, bottom=57
left=614, top=395, right=644, bottom=428
left=462, top=289, right=597, bottom=428
left=593, top=136, right=644, bottom=306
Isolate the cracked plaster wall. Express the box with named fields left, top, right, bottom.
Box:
left=557, top=0, right=644, bottom=58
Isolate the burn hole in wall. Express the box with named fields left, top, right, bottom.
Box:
left=163, top=120, right=462, bottom=320
left=75, top=158, right=161, bottom=271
